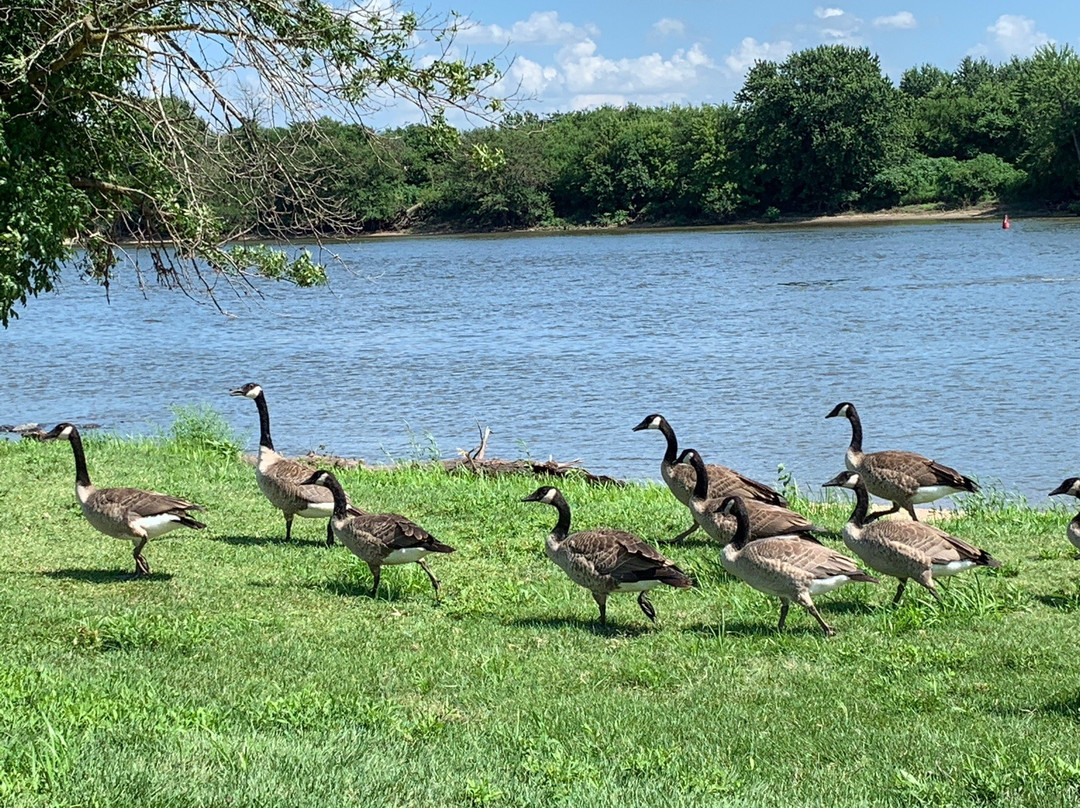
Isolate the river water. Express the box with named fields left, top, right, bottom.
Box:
left=3, top=219, right=1078, bottom=504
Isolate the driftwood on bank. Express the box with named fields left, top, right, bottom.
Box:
left=441, top=424, right=625, bottom=486
left=289, top=424, right=625, bottom=487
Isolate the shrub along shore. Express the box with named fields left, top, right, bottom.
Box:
left=1, top=420, right=1079, bottom=807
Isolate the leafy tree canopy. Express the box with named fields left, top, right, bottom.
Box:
left=0, top=0, right=501, bottom=324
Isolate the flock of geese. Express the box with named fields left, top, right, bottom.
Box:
left=32, top=384, right=1080, bottom=635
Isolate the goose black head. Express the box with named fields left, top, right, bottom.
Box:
left=675, top=448, right=703, bottom=468
left=822, top=471, right=861, bottom=490
left=230, top=383, right=263, bottom=399
left=522, top=486, right=562, bottom=505
left=1050, top=478, right=1080, bottom=498
left=41, top=423, right=77, bottom=442
left=301, top=469, right=335, bottom=488
left=631, top=414, right=666, bottom=432
left=718, top=496, right=745, bottom=517
left=826, top=402, right=856, bottom=420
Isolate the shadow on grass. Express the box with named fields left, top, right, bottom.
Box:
left=820, top=598, right=878, bottom=616
left=505, top=615, right=654, bottom=637
left=44, top=568, right=174, bottom=583
left=1039, top=692, right=1080, bottom=721
left=1034, top=593, right=1080, bottom=612
left=681, top=619, right=826, bottom=639
left=217, top=534, right=328, bottom=547
left=249, top=575, right=425, bottom=603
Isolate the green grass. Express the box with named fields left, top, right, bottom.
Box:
left=2, top=421, right=1080, bottom=807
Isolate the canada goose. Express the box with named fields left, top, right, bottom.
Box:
left=678, top=449, right=824, bottom=544
left=522, top=486, right=693, bottom=625
left=231, top=383, right=356, bottom=546
left=632, top=413, right=787, bottom=541
left=1048, top=478, right=1080, bottom=557
left=825, top=401, right=979, bottom=521
left=823, top=471, right=1001, bottom=603
left=719, top=496, right=878, bottom=636
left=41, top=423, right=205, bottom=576
left=301, top=469, right=454, bottom=599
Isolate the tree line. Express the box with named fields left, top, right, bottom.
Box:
left=201, top=44, right=1079, bottom=236
left=4, top=3, right=1080, bottom=326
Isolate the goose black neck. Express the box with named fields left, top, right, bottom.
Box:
left=254, top=392, right=274, bottom=450
left=658, top=418, right=678, bottom=464
left=849, top=481, right=870, bottom=528
left=322, top=474, right=349, bottom=519
left=847, top=408, right=863, bottom=454
left=68, top=428, right=91, bottom=488
left=549, top=496, right=572, bottom=539
left=690, top=453, right=709, bottom=500
left=729, top=499, right=751, bottom=549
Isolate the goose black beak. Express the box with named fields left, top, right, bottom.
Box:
left=38, top=424, right=66, bottom=441
left=1049, top=482, right=1072, bottom=497
left=229, top=389, right=246, bottom=397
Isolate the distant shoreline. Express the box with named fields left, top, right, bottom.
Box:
left=352, top=203, right=1067, bottom=241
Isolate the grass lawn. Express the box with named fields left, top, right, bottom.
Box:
left=1, top=412, right=1079, bottom=807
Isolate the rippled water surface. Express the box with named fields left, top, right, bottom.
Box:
left=4, top=219, right=1079, bottom=503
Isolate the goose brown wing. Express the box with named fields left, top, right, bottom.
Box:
left=94, top=487, right=203, bottom=517
left=351, top=513, right=454, bottom=553
left=268, top=457, right=339, bottom=505
left=567, top=530, right=691, bottom=587
left=863, top=451, right=976, bottom=494
left=705, top=465, right=788, bottom=506
left=743, top=539, right=876, bottom=582
left=744, top=500, right=823, bottom=539
left=871, top=521, right=988, bottom=566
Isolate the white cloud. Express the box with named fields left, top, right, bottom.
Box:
left=652, top=17, right=686, bottom=37
left=874, top=11, right=916, bottom=29
left=499, top=56, right=562, bottom=97
left=557, top=39, right=715, bottom=94
left=815, top=7, right=845, bottom=19
left=459, top=11, right=597, bottom=45
left=984, top=14, right=1052, bottom=56
left=724, top=37, right=794, bottom=73
left=570, top=93, right=627, bottom=110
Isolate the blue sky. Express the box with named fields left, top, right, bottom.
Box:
left=392, top=1, right=1078, bottom=124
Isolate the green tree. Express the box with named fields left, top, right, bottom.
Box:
left=0, top=0, right=500, bottom=324
left=1015, top=45, right=1080, bottom=201
left=735, top=45, right=906, bottom=212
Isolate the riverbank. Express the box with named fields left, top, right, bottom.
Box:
left=360, top=202, right=1047, bottom=240
left=2, top=429, right=1078, bottom=806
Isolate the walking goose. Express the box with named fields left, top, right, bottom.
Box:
left=522, top=486, right=693, bottom=625
left=231, top=383, right=356, bottom=546
left=719, top=496, right=878, bottom=636
left=632, top=413, right=787, bottom=541
left=301, top=470, right=455, bottom=599
left=41, top=423, right=205, bottom=576
left=678, top=449, right=824, bottom=544
left=823, top=471, right=1001, bottom=603
left=1048, top=478, right=1080, bottom=557
left=825, top=402, right=979, bottom=521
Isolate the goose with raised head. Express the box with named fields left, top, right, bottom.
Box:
left=1048, top=478, right=1080, bottom=558
left=678, top=449, right=824, bottom=544
left=522, top=486, right=693, bottom=625
left=231, top=383, right=356, bottom=546
left=632, top=413, right=787, bottom=541
left=302, top=470, right=454, bottom=600
left=719, top=496, right=877, bottom=636
left=823, top=471, right=1001, bottom=604
left=825, top=401, right=979, bottom=521
left=41, top=423, right=205, bottom=576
